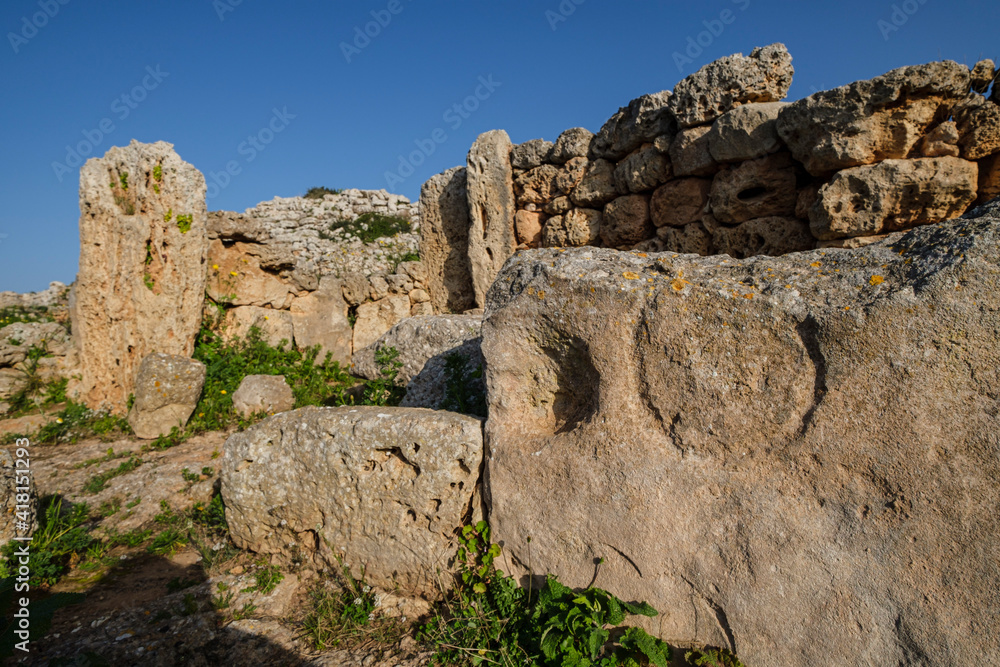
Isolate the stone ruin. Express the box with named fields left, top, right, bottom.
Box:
left=420, top=44, right=1000, bottom=312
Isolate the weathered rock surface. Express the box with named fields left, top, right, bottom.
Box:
left=73, top=141, right=208, bottom=413
left=511, top=139, right=554, bottom=170
left=207, top=210, right=268, bottom=243
left=955, top=96, right=1000, bottom=160
left=482, top=204, right=1000, bottom=665
left=289, top=276, right=353, bottom=365
left=707, top=102, right=786, bottom=162
left=655, top=222, right=711, bottom=255
left=601, top=195, right=653, bottom=247
left=650, top=179, right=711, bottom=228
left=231, top=375, right=295, bottom=417
left=0, top=322, right=72, bottom=367
left=420, top=167, right=475, bottom=314
left=613, top=145, right=671, bottom=193
left=570, top=159, right=619, bottom=208
left=127, top=353, right=206, bottom=439
left=712, top=216, right=814, bottom=258
left=543, top=209, right=604, bottom=248
left=971, top=59, right=996, bottom=94
left=352, top=294, right=411, bottom=352
left=352, top=314, right=482, bottom=386
left=222, top=406, right=484, bottom=595
left=979, top=153, right=1000, bottom=204
left=555, top=157, right=589, bottom=195
left=549, top=128, right=594, bottom=164
left=207, top=240, right=291, bottom=309
left=591, top=92, right=675, bottom=161
left=668, top=126, right=718, bottom=177
left=777, top=60, right=970, bottom=174
left=1, top=448, right=37, bottom=546
left=918, top=120, right=960, bottom=158
left=669, top=43, right=794, bottom=128
left=514, top=164, right=562, bottom=206
left=810, top=156, right=978, bottom=239
left=515, top=210, right=544, bottom=247
left=709, top=152, right=798, bottom=224
left=466, top=130, right=516, bottom=309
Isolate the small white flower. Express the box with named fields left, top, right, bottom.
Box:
left=368, top=613, right=375, bottom=621
left=362, top=585, right=371, bottom=593
left=353, top=597, right=362, bottom=606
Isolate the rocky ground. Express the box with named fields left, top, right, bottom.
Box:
left=2, top=421, right=436, bottom=667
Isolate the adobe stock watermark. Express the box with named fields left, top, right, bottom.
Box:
left=545, top=0, right=586, bottom=31
left=206, top=107, right=296, bottom=200
left=213, top=0, right=244, bottom=22
left=384, top=75, right=501, bottom=189
left=51, top=66, right=169, bottom=183
left=7, top=0, right=71, bottom=54
left=877, top=0, right=929, bottom=40
left=10, top=438, right=34, bottom=654
left=672, top=0, right=751, bottom=73
left=341, top=0, right=413, bottom=63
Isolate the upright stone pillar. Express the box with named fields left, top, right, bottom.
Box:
left=466, top=130, right=516, bottom=308
left=72, top=140, right=208, bottom=413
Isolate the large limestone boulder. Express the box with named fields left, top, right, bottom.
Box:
left=511, top=139, right=554, bottom=170
left=73, top=141, right=208, bottom=413
left=542, top=209, right=603, bottom=248
left=669, top=43, right=794, bottom=128
left=289, top=276, right=353, bottom=366
left=466, top=130, right=516, bottom=309
left=709, top=152, right=798, bottom=224
left=352, top=314, right=482, bottom=386
left=127, top=353, right=206, bottom=439
left=231, top=375, right=294, bottom=418
left=650, top=178, right=711, bottom=228
left=777, top=60, right=971, bottom=175
left=1, top=448, right=38, bottom=546
left=809, top=156, right=978, bottom=239
left=420, top=167, right=474, bottom=314
left=591, top=92, right=675, bottom=161
left=668, top=126, right=718, bottom=177
left=954, top=95, right=1000, bottom=160
left=221, top=406, right=484, bottom=595
left=481, top=204, right=1000, bottom=665
left=569, top=159, right=619, bottom=208
left=549, top=128, right=594, bottom=165
left=612, top=145, right=671, bottom=194
left=352, top=314, right=484, bottom=411
left=711, top=216, right=814, bottom=258
left=706, top=102, right=787, bottom=162
left=601, top=195, right=653, bottom=247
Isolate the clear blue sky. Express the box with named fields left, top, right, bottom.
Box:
left=0, top=0, right=997, bottom=293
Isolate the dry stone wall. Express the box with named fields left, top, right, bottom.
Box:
left=421, top=44, right=1000, bottom=312
left=207, top=189, right=430, bottom=367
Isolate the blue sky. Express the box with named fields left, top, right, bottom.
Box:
left=0, top=0, right=997, bottom=293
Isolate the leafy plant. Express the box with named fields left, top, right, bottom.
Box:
left=301, top=558, right=400, bottom=651
left=250, top=561, right=284, bottom=595
left=685, top=647, right=746, bottom=667
left=0, top=306, right=57, bottom=327
left=181, top=468, right=201, bottom=484
left=144, top=272, right=155, bottom=291
left=0, top=497, right=94, bottom=587
left=148, top=528, right=187, bottom=556
left=119, top=172, right=129, bottom=190
left=163, top=208, right=173, bottom=222
left=153, top=164, right=162, bottom=181
left=362, top=345, right=404, bottom=407
left=176, top=214, right=193, bottom=234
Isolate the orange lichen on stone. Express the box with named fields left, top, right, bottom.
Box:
left=623, top=271, right=640, bottom=280
left=869, top=275, right=885, bottom=286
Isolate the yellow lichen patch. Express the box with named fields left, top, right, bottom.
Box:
left=869, top=275, right=885, bottom=286
left=537, top=290, right=546, bottom=299
left=810, top=262, right=821, bottom=268
left=670, top=279, right=690, bottom=292
left=634, top=252, right=648, bottom=257
left=743, top=293, right=754, bottom=299
left=623, top=271, right=640, bottom=280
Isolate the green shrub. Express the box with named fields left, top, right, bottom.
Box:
left=441, top=351, right=487, bottom=418
left=0, top=497, right=94, bottom=587
left=0, top=306, right=56, bottom=327
left=362, top=345, right=404, bottom=407
left=418, top=521, right=698, bottom=667
left=323, top=212, right=411, bottom=243
left=81, top=454, right=142, bottom=494
left=304, top=186, right=343, bottom=200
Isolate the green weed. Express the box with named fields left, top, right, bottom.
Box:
left=0, top=497, right=94, bottom=587
left=304, top=186, right=343, bottom=199
left=322, top=212, right=411, bottom=243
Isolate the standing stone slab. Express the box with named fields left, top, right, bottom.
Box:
left=221, top=406, right=483, bottom=596
left=420, top=167, right=475, bottom=314
left=466, top=130, right=516, bottom=309
left=73, top=141, right=208, bottom=413
left=127, top=353, right=206, bottom=439
left=289, top=276, right=353, bottom=366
